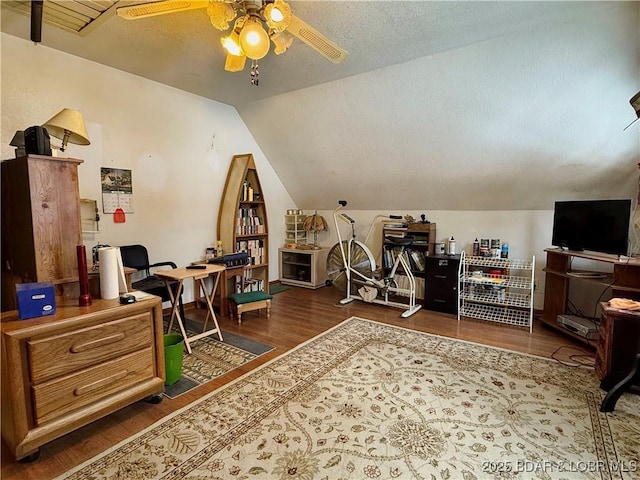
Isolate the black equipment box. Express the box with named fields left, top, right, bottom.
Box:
left=24, top=126, right=52, bottom=156
left=208, top=252, right=249, bottom=267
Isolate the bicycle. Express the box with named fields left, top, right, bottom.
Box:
left=325, top=200, right=422, bottom=318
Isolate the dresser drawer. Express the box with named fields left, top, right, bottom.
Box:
left=32, top=348, right=154, bottom=425
left=28, top=311, right=153, bottom=384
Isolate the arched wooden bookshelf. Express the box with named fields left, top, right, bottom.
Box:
left=217, top=154, right=269, bottom=293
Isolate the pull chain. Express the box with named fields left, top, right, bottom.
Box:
left=250, top=60, right=259, bottom=86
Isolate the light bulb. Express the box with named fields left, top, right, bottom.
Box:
left=239, top=17, right=270, bottom=60
left=264, top=0, right=291, bottom=32
left=270, top=7, right=283, bottom=22
left=221, top=33, right=242, bottom=56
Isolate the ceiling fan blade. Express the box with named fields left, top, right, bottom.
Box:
left=30, top=0, right=43, bottom=43
left=117, top=0, right=209, bottom=20
left=286, top=15, right=348, bottom=64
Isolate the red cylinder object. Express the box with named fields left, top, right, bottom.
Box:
left=77, top=244, right=92, bottom=306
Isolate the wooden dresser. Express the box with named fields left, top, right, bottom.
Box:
left=1, top=297, right=165, bottom=461
left=595, top=302, right=640, bottom=391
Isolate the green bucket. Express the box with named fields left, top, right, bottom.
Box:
left=163, top=333, right=184, bottom=386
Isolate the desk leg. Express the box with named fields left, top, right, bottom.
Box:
left=200, top=272, right=223, bottom=341
left=164, top=279, right=192, bottom=354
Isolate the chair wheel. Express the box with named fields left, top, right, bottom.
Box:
left=325, top=279, right=332, bottom=287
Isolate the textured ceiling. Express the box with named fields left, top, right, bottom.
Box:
left=0, top=1, right=607, bottom=107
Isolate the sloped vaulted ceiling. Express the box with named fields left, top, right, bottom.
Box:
left=2, top=1, right=638, bottom=210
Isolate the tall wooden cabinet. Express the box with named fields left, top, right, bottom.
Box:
left=217, top=154, right=269, bottom=293
left=1, top=155, right=83, bottom=311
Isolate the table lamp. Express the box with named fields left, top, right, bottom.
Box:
left=303, top=211, right=328, bottom=249
left=42, top=108, right=90, bottom=152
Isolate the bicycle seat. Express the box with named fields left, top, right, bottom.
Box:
left=385, top=235, right=415, bottom=246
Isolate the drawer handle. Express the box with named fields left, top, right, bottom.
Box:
left=71, top=333, right=126, bottom=353
left=435, top=275, right=448, bottom=279
left=74, top=370, right=128, bottom=397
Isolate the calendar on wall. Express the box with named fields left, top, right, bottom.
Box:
left=101, top=167, right=134, bottom=214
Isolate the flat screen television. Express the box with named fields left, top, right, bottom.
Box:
left=551, top=199, right=632, bottom=256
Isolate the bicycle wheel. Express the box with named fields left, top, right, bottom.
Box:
left=326, top=240, right=375, bottom=292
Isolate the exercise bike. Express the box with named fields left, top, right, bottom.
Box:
left=325, top=200, right=422, bottom=318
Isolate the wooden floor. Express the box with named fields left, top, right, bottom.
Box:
left=1, top=285, right=593, bottom=480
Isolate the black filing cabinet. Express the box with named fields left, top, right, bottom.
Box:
left=424, top=254, right=460, bottom=314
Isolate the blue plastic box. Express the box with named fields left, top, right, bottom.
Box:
left=16, top=282, right=56, bottom=320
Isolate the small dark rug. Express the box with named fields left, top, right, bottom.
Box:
left=163, top=317, right=274, bottom=399
left=269, top=284, right=289, bottom=295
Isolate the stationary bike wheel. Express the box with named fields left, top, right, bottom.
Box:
left=326, top=241, right=375, bottom=292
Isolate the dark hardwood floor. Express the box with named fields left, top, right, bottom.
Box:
left=1, top=285, right=593, bottom=480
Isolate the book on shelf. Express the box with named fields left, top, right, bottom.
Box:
left=382, top=219, right=407, bottom=229
left=409, top=250, right=425, bottom=272
left=391, top=274, right=424, bottom=299
left=383, top=228, right=408, bottom=238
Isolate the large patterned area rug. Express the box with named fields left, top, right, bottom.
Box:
left=59, top=317, right=639, bottom=479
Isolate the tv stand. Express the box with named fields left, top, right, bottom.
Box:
left=541, top=248, right=640, bottom=345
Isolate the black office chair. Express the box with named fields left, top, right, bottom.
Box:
left=119, top=244, right=185, bottom=320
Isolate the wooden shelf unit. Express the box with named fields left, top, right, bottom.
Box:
left=217, top=154, right=269, bottom=293
left=541, top=248, right=640, bottom=344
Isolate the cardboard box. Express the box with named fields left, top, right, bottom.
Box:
left=16, top=282, right=56, bottom=320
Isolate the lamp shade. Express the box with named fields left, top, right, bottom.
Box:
left=9, top=130, right=25, bottom=147
left=624, top=92, right=640, bottom=131
left=630, top=91, right=640, bottom=118
left=239, top=17, right=270, bottom=60
left=42, top=108, right=90, bottom=147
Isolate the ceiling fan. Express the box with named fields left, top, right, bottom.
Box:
left=117, top=0, right=349, bottom=84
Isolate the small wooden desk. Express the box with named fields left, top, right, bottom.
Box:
left=156, top=264, right=225, bottom=354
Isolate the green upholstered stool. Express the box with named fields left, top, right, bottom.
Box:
left=228, top=291, right=273, bottom=325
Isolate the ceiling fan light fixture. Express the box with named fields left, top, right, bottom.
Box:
left=239, top=16, right=270, bottom=60
left=225, top=52, right=246, bottom=72
left=265, top=0, right=291, bottom=32
left=271, top=30, right=293, bottom=55
left=206, top=1, right=236, bottom=30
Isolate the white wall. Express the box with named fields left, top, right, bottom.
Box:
left=1, top=33, right=620, bottom=316
left=312, top=207, right=618, bottom=314
left=1, top=33, right=295, bottom=305
left=241, top=2, right=639, bottom=212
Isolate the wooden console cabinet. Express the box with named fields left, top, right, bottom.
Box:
left=1, top=297, right=165, bottom=461
left=541, top=248, right=640, bottom=344
left=596, top=302, right=640, bottom=391
left=279, top=247, right=329, bottom=289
